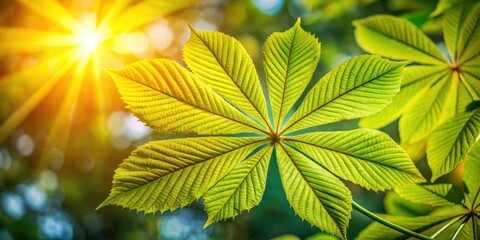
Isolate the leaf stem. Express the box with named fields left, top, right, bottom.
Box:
left=352, top=201, right=434, bottom=240
left=451, top=216, right=470, bottom=240
left=430, top=216, right=464, bottom=239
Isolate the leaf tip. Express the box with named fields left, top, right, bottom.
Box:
left=188, top=25, right=199, bottom=34
left=294, top=17, right=301, bottom=26
left=96, top=198, right=111, bottom=211
left=203, top=218, right=214, bottom=229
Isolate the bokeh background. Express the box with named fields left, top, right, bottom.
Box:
left=0, top=0, right=453, bottom=239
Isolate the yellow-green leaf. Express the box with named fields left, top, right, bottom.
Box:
left=463, top=135, right=480, bottom=207
left=395, top=184, right=464, bottom=207
left=399, top=74, right=452, bottom=143
left=458, top=3, right=480, bottom=64
left=98, top=137, right=266, bottom=213
left=427, top=109, right=480, bottom=181
left=359, top=66, right=447, bottom=129
left=184, top=29, right=271, bottom=130
left=354, top=15, right=447, bottom=65
left=443, top=4, right=472, bottom=62
left=264, top=18, right=321, bottom=131
left=108, top=59, right=264, bottom=135
left=285, top=129, right=425, bottom=191
left=357, top=214, right=460, bottom=240
left=276, top=144, right=351, bottom=239
left=204, top=145, right=272, bottom=226
left=283, top=55, right=405, bottom=134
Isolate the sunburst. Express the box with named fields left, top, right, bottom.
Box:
left=0, top=0, right=196, bottom=166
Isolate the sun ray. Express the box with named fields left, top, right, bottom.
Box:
left=0, top=48, right=77, bottom=92
left=0, top=27, right=78, bottom=55
left=109, top=0, right=196, bottom=35
left=91, top=49, right=108, bottom=141
left=97, top=0, right=132, bottom=37
left=0, top=52, right=80, bottom=143
left=38, top=53, right=90, bottom=168
left=16, top=0, right=82, bottom=33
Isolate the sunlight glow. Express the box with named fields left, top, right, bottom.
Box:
left=0, top=0, right=199, bottom=167
left=77, top=31, right=102, bottom=53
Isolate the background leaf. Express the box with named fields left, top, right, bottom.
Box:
left=384, top=191, right=433, bottom=217
left=356, top=214, right=459, bottom=240
left=354, top=15, right=446, bottom=65
left=457, top=3, right=480, bottom=64
left=463, top=140, right=480, bottom=207
left=399, top=74, right=451, bottom=143
left=359, top=66, right=447, bottom=129
left=443, top=4, right=472, bottom=61
left=427, top=109, right=480, bottom=181
left=395, top=184, right=464, bottom=207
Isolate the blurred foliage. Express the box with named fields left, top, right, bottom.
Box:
left=0, top=0, right=469, bottom=239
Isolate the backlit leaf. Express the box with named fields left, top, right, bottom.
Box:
left=357, top=214, right=459, bottom=240
left=184, top=29, right=271, bottom=130
left=463, top=140, right=480, bottom=207
left=443, top=5, right=472, bottom=61
left=98, top=137, right=266, bottom=213
left=427, top=109, right=480, bottom=181
left=204, top=145, right=272, bottom=226
left=353, top=15, right=446, bottom=64
left=283, top=55, right=405, bottom=134
left=285, top=129, right=425, bottom=191
left=276, top=144, right=352, bottom=239
left=399, top=74, right=451, bottom=143
left=359, top=66, right=447, bottom=129
left=101, top=20, right=414, bottom=237
left=458, top=3, right=480, bottom=64
left=107, top=59, right=264, bottom=135
left=264, top=18, right=320, bottom=130
left=395, top=184, right=464, bottom=207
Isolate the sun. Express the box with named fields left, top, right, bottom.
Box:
left=0, top=0, right=197, bottom=166
left=77, top=30, right=103, bottom=54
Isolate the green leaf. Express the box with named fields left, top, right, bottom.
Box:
left=443, top=4, right=472, bottom=62
left=384, top=191, right=433, bottom=217
left=458, top=3, right=480, bottom=64
left=395, top=184, right=464, bottom=207
left=204, top=145, right=272, bottom=226
left=431, top=0, right=473, bottom=17
left=443, top=72, right=474, bottom=118
left=353, top=15, right=446, bottom=65
left=276, top=144, right=352, bottom=239
left=427, top=109, right=480, bottom=181
left=98, top=137, right=266, bottom=212
left=464, top=140, right=480, bottom=207
left=306, top=232, right=339, bottom=240
left=399, top=74, right=452, bottom=143
left=282, top=55, right=406, bottom=134
left=184, top=29, right=271, bottom=129
left=357, top=214, right=459, bottom=240
left=359, top=66, right=447, bottom=129
left=264, top=18, right=320, bottom=130
left=102, top=20, right=419, bottom=236
left=285, top=129, right=425, bottom=191
left=107, top=59, right=264, bottom=135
